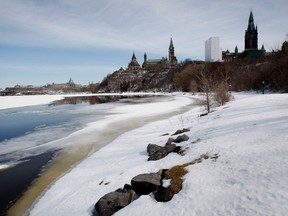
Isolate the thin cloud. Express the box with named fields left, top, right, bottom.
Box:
left=0, top=0, right=288, bottom=88
left=0, top=0, right=287, bottom=55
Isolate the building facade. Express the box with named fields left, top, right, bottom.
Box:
left=205, top=37, right=222, bottom=62
left=142, top=37, right=177, bottom=70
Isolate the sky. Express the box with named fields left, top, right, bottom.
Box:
left=0, top=0, right=287, bottom=89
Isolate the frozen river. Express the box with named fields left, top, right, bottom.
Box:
left=0, top=94, right=194, bottom=215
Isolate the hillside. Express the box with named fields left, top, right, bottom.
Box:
left=97, top=50, right=288, bottom=94
left=97, top=65, right=185, bottom=93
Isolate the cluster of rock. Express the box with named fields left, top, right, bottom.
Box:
left=95, top=129, right=190, bottom=216
left=147, top=133, right=189, bottom=161
left=95, top=171, right=163, bottom=216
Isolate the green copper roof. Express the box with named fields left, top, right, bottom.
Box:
left=146, top=59, right=162, bottom=64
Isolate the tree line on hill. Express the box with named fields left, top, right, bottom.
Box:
left=94, top=49, right=287, bottom=95
left=173, top=51, right=288, bottom=93
left=92, top=48, right=287, bottom=112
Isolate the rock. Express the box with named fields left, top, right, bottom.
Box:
left=166, top=137, right=175, bottom=145
left=148, top=144, right=177, bottom=161
left=199, top=113, right=208, bottom=117
left=178, top=147, right=189, bottom=156
left=123, top=184, right=133, bottom=190
left=147, top=144, right=162, bottom=156
left=131, top=173, right=161, bottom=195
left=172, top=128, right=190, bottom=135
left=174, top=134, right=189, bottom=143
left=161, top=133, right=169, bottom=136
left=174, top=146, right=182, bottom=153
left=95, top=188, right=139, bottom=216
left=156, top=169, right=166, bottom=177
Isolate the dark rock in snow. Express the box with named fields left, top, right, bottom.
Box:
left=166, top=134, right=189, bottom=145
left=172, top=128, right=190, bottom=135
left=148, top=144, right=177, bottom=161
left=95, top=188, right=139, bottom=216
left=131, top=173, right=162, bottom=195
left=174, top=146, right=182, bottom=153
left=173, top=134, right=189, bottom=143
left=199, top=113, right=208, bottom=117
left=178, top=147, right=189, bottom=156
left=147, top=144, right=162, bottom=156
left=166, top=137, right=175, bottom=145
left=123, top=184, right=133, bottom=190
left=161, top=133, right=170, bottom=136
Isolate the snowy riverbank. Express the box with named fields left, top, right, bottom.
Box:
left=1, top=92, right=197, bottom=216
left=29, top=92, right=288, bottom=216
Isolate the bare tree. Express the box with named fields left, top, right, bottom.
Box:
left=197, top=64, right=216, bottom=113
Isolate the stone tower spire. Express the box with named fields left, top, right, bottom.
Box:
left=169, top=37, right=175, bottom=63
left=248, top=11, right=256, bottom=31
left=132, top=51, right=136, bottom=60
left=245, top=11, right=258, bottom=50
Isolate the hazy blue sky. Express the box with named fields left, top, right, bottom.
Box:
left=0, top=0, right=287, bottom=88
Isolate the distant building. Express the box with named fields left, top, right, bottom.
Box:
left=142, top=37, right=177, bottom=70
left=205, top=37, right=222, bottom=62
left=168, top=37, right=178, bottom=65
left=127, top=52, right=141, bottom=71
left=222, top=11, right=266, bottom=62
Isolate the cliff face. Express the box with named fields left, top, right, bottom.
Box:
left=97, top=67, right=182, bottom=93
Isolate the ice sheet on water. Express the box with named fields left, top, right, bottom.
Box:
left=0, top=101, right=119, bottom=164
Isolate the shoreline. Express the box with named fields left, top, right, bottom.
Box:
left=0, top=92, right=164, bottom=110
left=5, top=94, right=199, bottom=216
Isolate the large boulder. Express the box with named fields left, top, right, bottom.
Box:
left=148, top=144, right=177, bottom=161
left=147, top=144, right=162, bottom=156
left=95, top=188, right=139, bottom=216
left=131, top=173, right=162, bottom=195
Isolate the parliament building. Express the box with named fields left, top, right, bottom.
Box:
left=127, top=38, right=177, bottom=71
left=222, top=11, right=266, bottom=62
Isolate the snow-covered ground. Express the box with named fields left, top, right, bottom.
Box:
left=28, top=92, right=288, bottom=216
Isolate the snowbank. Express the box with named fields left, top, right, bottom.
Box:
left=30, top=93, right=288, bottom=216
